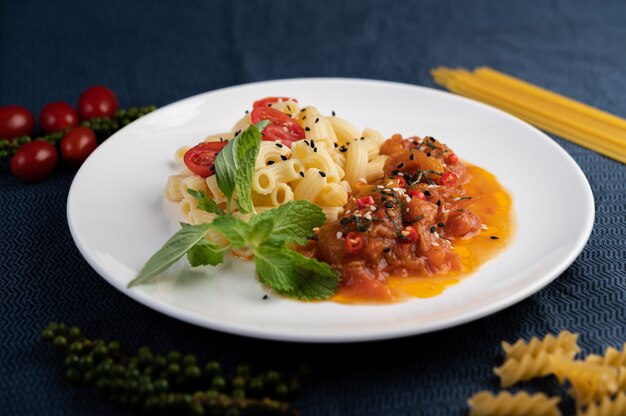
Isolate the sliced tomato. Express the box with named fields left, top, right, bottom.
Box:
left=250, top=106, right=305, bottom=145
left=183, top=141, right=227, bottom=177
left=253, top=97, right=298, bottom=108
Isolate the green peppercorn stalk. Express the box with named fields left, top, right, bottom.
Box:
left=41, top=323, right=300, bottom=416
left=0, top=105, right=156, bottom=164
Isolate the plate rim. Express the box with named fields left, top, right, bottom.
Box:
left=67, top=77, right=595, bottom=343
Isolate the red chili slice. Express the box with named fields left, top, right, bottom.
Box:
left=394, top=176, right=407, bottom=188
left=440, top=172, right=458, bottom=186
left=253, top=97, right=298, bottom=108
left=398, top=226, right=418, bottom=243
left=408, top=190, right=426, bottom=200
left=345, top=231, right=364, bottom=253
left=356, top=196, right=375, bottom=209
left=447, top=153, right=459, bottom=164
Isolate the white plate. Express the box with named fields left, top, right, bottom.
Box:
left=68, top=78, right=594, bottom=343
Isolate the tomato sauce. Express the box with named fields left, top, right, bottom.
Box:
left=302, top=134, right=514, bottom=304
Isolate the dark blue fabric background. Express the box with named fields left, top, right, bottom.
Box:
left=1, top=1, right=625, bottom=415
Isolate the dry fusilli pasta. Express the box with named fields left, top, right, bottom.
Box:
left=577, top=391, right=626, bottom=416
left=502, top=331, right=580, bottom=361
left=468, top=391, right=561, bottom=416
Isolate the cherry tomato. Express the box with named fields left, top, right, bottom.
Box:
left=345, top=231, right=364, bottom=253
left=60, top=127, right=98, bottom=166
left=11, top=140, right=58, bottom=182
left=78, top=86, right=118, bottom=120
left=250, top=107, right=305, bottom=145
left=253, top=97, right=298, bottom=108
left=0, top=105, right=35, bottom=140
left=440, top=171, right=458, bottom=186
left=184, top=141, right=227, bottom=177
left=447, top=153, right=459, bottom=164
left=39, top=102, right=78, bottom=134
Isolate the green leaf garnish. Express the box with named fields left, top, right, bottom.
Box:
left=186, top=189, right=225, bottom=216
left=250, top=200, right=326, bottom=246
left=210, top=216, right=253, bottom=249
left=214, top=121, right=269, bottom=213
left=128, top=223, right=212, bottom=287
left=254, top=245, right=339, bottom=300
left=186, top=239, right=226, bottom=267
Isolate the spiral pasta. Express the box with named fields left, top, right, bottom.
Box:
left=494, top=350, right=556, bottom=387
left=502, top=331, right=580, bottom=361
left=468, top=391, right=561, bottom=416
left=586, top=344, right=626, bottom=368
left=577, top=392, right=626, bottom=416
left=549, top=355, right=619, bottom=405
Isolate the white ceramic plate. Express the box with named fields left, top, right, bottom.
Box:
left=67, top=78, right=594, bottom=343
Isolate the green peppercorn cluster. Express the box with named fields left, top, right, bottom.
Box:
left=80, top=105, right=157, bottom=140
left=41, top=323, right=299, bottom=415
left=0, top=105, right=156, bottom=163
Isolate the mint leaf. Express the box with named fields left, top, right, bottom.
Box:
left=215, top=122, right=269, bottom=213
left=250, top=200, right=326, bottom=246
left=214, top=139, right=237, bottom=212
left=210, top=215, right=252, bottom=249
left=128, top=223, right=212, bottom=287
left=254, top=245, right=339, bottom=300
left=248, top=217, right=274, bottom=247
left=234, top=128, right=262, bottom=214
left=186, top=239, right=225, bottom=267
left=187, top=189, right=225, bottom=216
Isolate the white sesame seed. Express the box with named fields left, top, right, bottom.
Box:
left=358, top=177, right=367, bottom=183
left=433, top=232, right=440, bottom=239
left=377, top=185, right=384, bottom=189
left=405, top=196, right=411, bottom=203
left=354, top=213, right=362, bottom=217
left=392, top=187, right=401, bottom=192
left=481, top=224, right=488, bottom=230
left=369, top=205, right=376, bottom=211
left=397, top=172, right=404, bottom=177
left=431, top=241, right=439, bottom=247
left=336, top=231, right=343, bottom=239
left=364, top=212, right=372, bottom=220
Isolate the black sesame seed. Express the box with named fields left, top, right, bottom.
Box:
left=299, top=171, right=305, bottom=177
left=383, top=247, right=391, bottom=253
left=315, top=118, right=319, bottom=123
left=391, top=170, right=399, bottom=175
left=262, top=294, right=269, bottom=300
left=267, top=161, right=275, bottom=166
left=302, top=115, right=307, bottom=120
left=276, top=143, right=283, bottom=148
left=311, top=140, right=315, bottom=147
left=436, top=199, right=441, bottom=206
left=437, top=222, right=444, bottom=227
left=245, top=110, right=249, bottom=114
left=334, top=142, right=338, bottom=148
left=490, top=236, right=500, bottom=240
left=301, top=108, right=307, bottom=112
left=305, top=127, right=311, bottom=131
left=332, top=110, right=336, bottom=116
left=339, top=147, right=347, bottom=153
left=426, top=152, right=431, bottom=157
left=381, top=196, right=386, bottom=201
left=384, top=202, right=394, bottom=208
left=280, top=155, right=288, bottom=161
left=314, top=147, right=318, bottom=153
left=268, top=103, right=272, bottom=107
left=424, top=190, right=431, bottom=196
left=287, top=105, right=291, bottom=111
left=319, top=171, right=326, bottom=177
left=397, top=163, right=404, bottom=169
left=304, top=140, right=310, bottom=146
left=360, top=137, right=365, bottom=141
left=430, top=226, right=436, bottom=233
left=429, top=137, right=436, bottom=142
left=409, top=153, right=415, bottom=160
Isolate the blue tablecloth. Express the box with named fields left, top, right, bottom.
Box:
left=1, top=1, right=625, bottom=415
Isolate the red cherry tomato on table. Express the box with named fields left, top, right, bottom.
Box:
left=252, top=97, right=298, bottom=108
left=11, top=140, right=58, bottom=182
left=250, top=107, right=305, bottom=145
left=60, top=127, right=98, bottom=167
left=0, top=105, right=35, bottom=140
left=39, top=102, right=78, bottom=134
left=78, top=86, right=118, bottom=120
left=183, top=141, right=227, bottom=177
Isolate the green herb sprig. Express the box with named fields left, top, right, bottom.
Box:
left=41, top=323, right=299, bottom=415
left=129, top=123, right=339, bottom=300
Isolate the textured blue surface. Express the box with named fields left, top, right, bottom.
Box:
left=1, top=1, right=625, bottom=415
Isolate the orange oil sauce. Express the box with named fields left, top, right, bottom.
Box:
left=333, top=164, right=514, bottom=304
